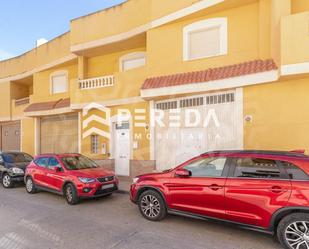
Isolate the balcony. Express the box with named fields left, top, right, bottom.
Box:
left=79, top=75, right=114, bottom=90
left=15, top=97, right=30, bottom=107
left=281, top=12, right=309, bottom=66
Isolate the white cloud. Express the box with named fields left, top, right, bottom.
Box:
left=0, top=50, right=15, bottom=61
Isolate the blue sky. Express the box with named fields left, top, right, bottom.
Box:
left=0, top=0, right=125, bottom=60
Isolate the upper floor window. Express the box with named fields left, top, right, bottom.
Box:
left=50, top=71, right=68, bottom=94
left=183, top=18, right=228, bottom=61
left=119, top=52, right=146, bottom=72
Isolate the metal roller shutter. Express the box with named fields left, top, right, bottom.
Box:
left=40, top=114, right=78, bottom=154
left=1, top=121, right=21, bottom=151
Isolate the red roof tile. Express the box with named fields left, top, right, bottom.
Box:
left=142, top=59, right=277, bottom=90
left=24, top=98, right=70, bottom=112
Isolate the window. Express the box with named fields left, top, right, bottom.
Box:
left=183, top=157, right=227, bottom=177
left=183, top=18, right=227, bottom=61
left=281, top=161, right=309, bottom=180
left=48, top=157, right=61, bottom=169
left=50, top=71, right=68, bottom=94
left=120, top=52, right=146, bottom=72
left=91, top=135, right=99, bottom=154
left=35, top=157, right=50, bottom=168
left=233, top=158, right=281, bottom=179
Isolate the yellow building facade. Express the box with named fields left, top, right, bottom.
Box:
left=0, top=0, right=309, bottom=176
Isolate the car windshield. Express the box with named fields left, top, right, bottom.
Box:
left=61, top=155, right=98, bottom=170
left=2, top=153, right=33, bottom=163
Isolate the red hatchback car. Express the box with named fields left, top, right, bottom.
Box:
left=131, top=150, right=309, bottom=249
left=25, top=154, right=118, bottom=205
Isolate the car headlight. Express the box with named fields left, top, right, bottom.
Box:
left=78, top=177, right=96, bottom=184
left=132, top=177, right=139, bottom=184
left=11, top=167, right=24, bottom=174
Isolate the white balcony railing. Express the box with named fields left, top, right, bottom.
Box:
left=79, top=75, right=114, bottom=90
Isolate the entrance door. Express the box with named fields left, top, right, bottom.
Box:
left=114, top=122, right=130, bottom=176
left=1, top=121, right=21, bottom=151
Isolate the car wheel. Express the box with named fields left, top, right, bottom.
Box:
left=2, top=173, right=14, bottom=188
left=277, top=212, right=309, bottom=249
left=138, top=190, right=167, bottom=221
left=64, top=183, right=79, bottom=205
left=25, top=177, right=37, bottom=194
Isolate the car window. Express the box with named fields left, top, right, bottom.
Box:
left=61, top=155, right=98, bottom=170
left=281, top=161, right=309, bottom=180
left=183, top=157, right=227, bottom=177
left=48, top=157, right=61, bottom=169
left=233, top=157, right=280, bottom=179
left=3, top=153, right=33, bottom=163
left=34, top=157, right=50, bottom=168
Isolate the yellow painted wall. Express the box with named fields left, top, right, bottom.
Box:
left=32, top=63, right=78, bottom=102
left=0, top=33, right=72, bottom=79
left=281, top=11, right=309, bottom=65
left=292, top=0, right=309, bottom=13
left=21, top=117, right=35, bottom=156
left=86, top=46, right=146, bottom=78
left=244, top=76, right=309, bottom=152
left=70, top=0, right=150, bottom=46
left=0, top=82, right=11, bottom=119
left=147, top=2, right=260, bottom=76
left=81, top=101, right=150, bottom=160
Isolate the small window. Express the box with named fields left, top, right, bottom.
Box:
left=183, top=157, right=227, bottom=177
left=234, top=158, right=281, bottom=179
left=51, top=72, right=68, bottom=94
left=91, top=135, right=99, bottom=154
left=35, top=157, right=50, bottom=168
left=281, top=161, right=309, bottom=180
left=120, top=52, right=146, bottom=72
left=48, top=157, right=61, bottom=169
left=183, top=18, right=227, bottom=61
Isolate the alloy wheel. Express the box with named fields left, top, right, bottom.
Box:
left=26, top=178, right=33, bottom=192
left=66, top=186, right=73, bottom=202
left=141, top=195, right=161, bottom=218
left=285, top=221, right=309, bottom=249
left=2, top=175, right=11, bottom=187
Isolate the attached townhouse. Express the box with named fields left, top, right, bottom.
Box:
left=0, top=0, right=309, bottom=177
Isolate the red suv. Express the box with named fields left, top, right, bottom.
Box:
left=25, top=154, right=118, bottom=205
left=131, top=150, right=309, bottom=249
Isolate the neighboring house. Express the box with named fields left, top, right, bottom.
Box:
left=0, top=0, right=309, bottom=177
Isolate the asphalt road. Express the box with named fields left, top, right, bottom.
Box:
left=0, top=185, right=282, bottom=249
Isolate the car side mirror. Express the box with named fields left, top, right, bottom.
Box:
left=175, top=169, right=191, bottom=178
left=53, top=166, right=62, bottom=172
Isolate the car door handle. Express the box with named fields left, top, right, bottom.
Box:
left=208, top=184, right=223, bottom=191
left=270, top=186, right=286, bottom=194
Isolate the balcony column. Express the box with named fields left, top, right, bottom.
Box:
left=270, top=0, right=291, bottom=65
left=78, top=55, right=88, bottom=80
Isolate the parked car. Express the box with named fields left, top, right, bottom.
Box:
left=0, top=151, right=33, bottom=188
left=25, top=153, right=118, bottom=205
left=131, top=150, right=309, bottom=249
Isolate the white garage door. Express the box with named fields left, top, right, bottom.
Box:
left=155, top=90, right=243, bottom=171
left=40, top=114, right=78, bottom=154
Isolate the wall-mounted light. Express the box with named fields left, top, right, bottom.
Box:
left=244, top=115, right=253, bottom=123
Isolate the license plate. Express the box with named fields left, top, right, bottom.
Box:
left=101, top=184, right=114, bottom=190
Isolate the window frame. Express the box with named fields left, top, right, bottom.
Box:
left=228, top=157, right=289, bottom=180
left=179, top=156, right=231, bottom=178
left=119, top=52, right=146, bottom=72
left=91, top=135, right=99, bottom=154
left=50, top=70, right=68, bottom=94
left=183, top=17, right=228, bottom=61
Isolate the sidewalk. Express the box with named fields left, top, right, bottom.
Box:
left=117, top=176, right=131, bottom=194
